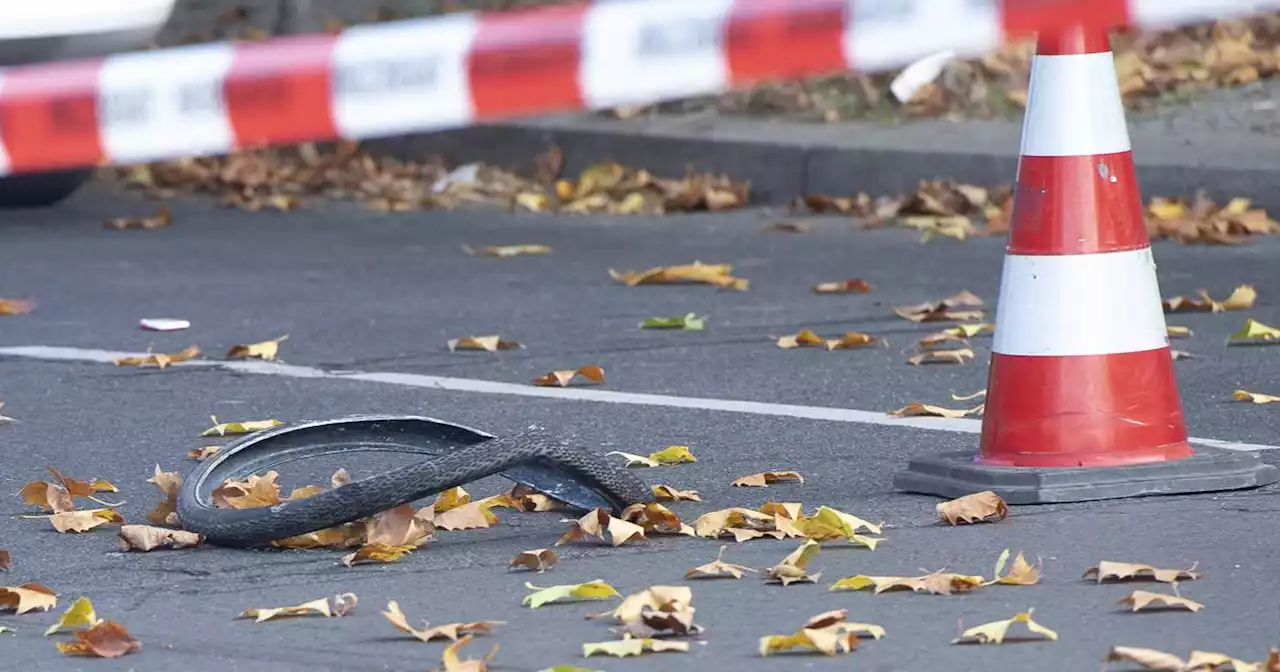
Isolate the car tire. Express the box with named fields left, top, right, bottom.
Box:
left=0, top=169, right=93, bottom=208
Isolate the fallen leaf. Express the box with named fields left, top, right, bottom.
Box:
left=463, top=244, right=552, bottom=257
left=510, top=549, right=558, bottom=573
left=732, top=471, right=805, bottom=488
left=212, top=471, right=282, bottom=509
left=45, top=596, right=101, bottom=635
left=1118, top=590, right=1204, bottom=612
left=937, top=490, right=1008, bottom=525
left=342, top=543, right=419, bottom=567
left=1233, top=390, right=1280, bottom=404
left=201, top=416, right=284, bottom=437
left=271, top=525, right=361, bottom=550
left=506, top=484, right=566, bottom=512
left=225, top=334, right=289, bottom=361
left=765, top=220, right=814, bottom=233
left=765, top=539, right=822, bottom=585
left=430, top=487, right=471, bottom=514
left=609, top=262, right=748, bottom=291
left=812, top=279, right=872, bottom=294
left=48, top=509, right=125, bottom=534
left=952, top=609, right=1058, bottom=645
left=889, top=402, right=983, bottom=419
left=777, top=329, right=824, bottom=349
left=433, top=494, right=516, bottom=531
left=0, top=550, right=8, bottom=571
left=106, top=206, right=173, bottom=230
left=759, top=608, right=885, bottom=656
left=830, top=571, right=985, bottom=595
left=691, top=507, right=777, bottom=539
left=447, top=335, right=523, bottom=352
left=237, top=594, right=355, bottom=623
left=366, top=504, right=435, bottom=547
left=651, top=485, right=701, bottom=502
left=1167, top=326, right=1194, bottom=339
left=382, top=600, right=504, bottom=642
left=557, top=509, right=646, bottom=547
left=118, top=525, right=203, bottom=552
left=146, top=464, right=183, bottom=526
left=908, top=347, right=976, bottom=365
left=1084, top=561, right=1201, bottom=584
left=1105, top=646, right=1188, bottom=671
left=988, top=549, right=1040, bottom=586
left=583, top=635, right=690, bottom=658
left=640, top=313, right=706, bottom=330
left=1171, top=349, right=1195, bottom=361
left=0, top=402, right=14, bottom=424
left=522, top=580, right=620, bottom=609
left=0, top=583, right=57, bottom=614
left=588, top=585, right=691, bottom=626
left=331, top=468, right=352, bottom=488
left=605, top=451, right=660, bottom=468
left=19, top=481, right=75, bottom=513
left=1228, top=318, right=1280, bottom=345
left=1186, top=650, right=1269, bottom=672
left=895, top=291, right=985, bottom=322
left=55, top=621, right=141, bottom=658
left=918, top=323, right=995, bottom=348
left=112, top=345, right=201, bottom=370
left=686, top=546, right=757, bottom=579
left=826, top=332, right=882, bottom=350
left=1163, top=285, right=1257, bottom=313
left=620, top=502, right=695, bottom=536
left=0, top=298, right=35, bottom=315
left=649, top=445, right=696, bottom=464
left=791, top=506, right=884, bottom=547
left=439, top=634, right=500, bottom=672
left=531, top=365, right=605, bottom=387
left=187, top=446, right=221, bottom=461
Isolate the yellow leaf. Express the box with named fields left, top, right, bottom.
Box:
left=937, top=490, right=1008, bottom=525
left=0, top=298, right=36, bottom=315
left=447, top=335, right=522, bottom=352
left=1118, top=590, right=1204, bottom=612
left=381, top=600, right=503, bottom=642
left=237, top=596, right=344, bottom=623
left=510, top=548, right=558, bottom=573
left=731, top=471, right=805, bottom=488
left=187, top=446, right=221, bottom=461
left=988, top=549, right=1040, bottom=586
left=342, top=543, right=418, bottom=567
left=225, top=334, right=288, bottom=361
left=54, top=620, right=141, bottom=658
left=908, top=347, right=976, bottom=365
left=583, top=635, right=690, bottom=658
left=615, top=191, right=649, bottom=215
left=792, top=506, right=884, bottom=547
left=431, top=487, right=472, bottom=514
left=531, top=365, right=605, bottom=387
left=434, top=494, right=516, bottom=531
left=609, top=261, right=748, bottom=291
left=1083, top=561, right=1200, bottom=584
left=1218, top=285, right=1258, bottom=311
left=1105, top=646, right=1188, bottom=671
left=1166, top=325, right=1193, bottom=339
left=118, top=525, right=203, bottom=552
left=1186, top=650, right=1266, bottom=672
left=888, top=402, right=982, bottom=419
left=463, top=244, right=551, bottom=257
left=765, top=540, right=822, bottom=586
left=606, top=451, right=660, bottom=468
left=112, top=345, right=201, bottom=370
left=894, top=291, right=985, bottom=322
left=0, top=583, right=58, bottom=614
left=1229, top=318, right=1280, bottom=344
left=830, top=571, right=985, bottom=595
left=691, top=507, right=775, bottom=539
left=45, top=597, right=102, bottom=636
left=522, top=580, right=620, bottom=609
left=441, top=634, right=500, bottom=671
left=1147, top=199, right=1189, bottom=220
left=556, top=508, right=646, bottom=547
left=777, top=328, right=824, bottom=349
left=48, top=509, right=125, bottom=534
left=514, top=191, right=549, bottom=212
left=648, top=445, right=696, bottom=465
left=200, top=416, right=284, bottom=437
left=686, top=546, right=757, bottom=579
left=588, top=585, right=691, bottom=625
left=952, top=609, right=1057, bottom=645
left=651, top=484, right=700, bottom=502
left=759, top=609, right=883, bottom=657
left=825, top=332, right=882, bottom=350
left=1233, top=389, right=1280, bottom=404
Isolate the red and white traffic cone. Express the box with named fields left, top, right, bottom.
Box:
left=894, top=26, right=1278, bottom=503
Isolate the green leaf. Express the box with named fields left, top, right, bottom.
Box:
left=640, top=313, right=705, bottom=330
left=522, top=580, right=619, bottom=609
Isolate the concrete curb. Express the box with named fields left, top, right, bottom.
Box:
left=365, top=112, right=1280, bottom=211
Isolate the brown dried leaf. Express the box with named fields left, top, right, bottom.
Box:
left=1084, top=561, right=1201, bottom=584
left=1233, top=390, right=1280, bottom=405
left=692, top=507, right=776, bottom=539
left=212, top=471, right=282, bottom=509
left=55, top=621, right=141, bottom=658
left=812, top=279, right=873, bottom=294
left=1118, top=590, right=1204, bottom=612
left=366, top=504, right=434, bottom=548
left=118, top=524, right=203, bottom=552
left=0, top=549, right=8, bottom=571
left=826, top=331, right=882, bottom=350
left=106, top=207, right=172, bottom=230
left=187, top=446, right=221, bottom=461
left=531, top=365, right=605, bottom=387
left=588, top=585, right=691, bottom=624
left=113, top=345, right=201, bottom=370
left=557, top=508, right=646, bottom=547
left=342, top=543, right=419, bottom=567
left=506, top=484, right=565, bottom=512
left=830, top=570, right=986, bottom=595
left=776, top=329, right=824, bottom=349
left=908, top=347, right=976, bottom=365
left=0, top=298, right=35, bottom=315
left=1106, top=646, right=1187, bottom=671
left=146, top=464, right=183, bottom=526
left=226, top=334, right=288, bottom=361
left=620, top=502, right=695, bottom=536
left=938, top=490, right=1008, bottom=524
left=0, top=583, right=57, bottom=614
left=609, top=262, right=749, bottom=291
left=382, top=600, right=503, bottom=643
left=731, top=471, right=805, bottom=487
left=440, top=634, right=500, bottom=671
left=510, top=548, right=558, bottom=573
left=447, top=335, right=523, bottom=352
left=19, top=481, right=75, bottom=513
left=651, top=484, right=701, bottom=502
left=686, top=546, right=757, bottom=579
left=764, top=540, right=822, bottom=586
left=988, top=549, right=1041, bottom=586
left=894, top=290, right=985, bottom=323
left=237, top=595, right=348, bottom=623
left=889, top=402, right=983, bottom=419
left=433, top=494, right=516, bottom=531
left=48, top=509, right=125, bottom=533
left=765, top=221, right=814, bottom=233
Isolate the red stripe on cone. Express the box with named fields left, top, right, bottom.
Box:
left=726, top=0, right=847, bottom=87
left=980, top=350, right=1192, bottom=468
left=1007, top=154, right=1150, bottom=255
left=0, top=60, right=105, bottom=172
left=1001, top=3, right=1129, bottom=43
left=224, top=34, right=338, bottom=149
left=469, top=4, right=586, bottom=120
left=1033, top=23, right=1118, bottom=56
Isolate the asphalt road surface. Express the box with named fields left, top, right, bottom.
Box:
left=1, top=181, right=1278, bottom=672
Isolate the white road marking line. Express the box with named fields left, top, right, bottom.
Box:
left=3, top=345, right=1276, bottom=453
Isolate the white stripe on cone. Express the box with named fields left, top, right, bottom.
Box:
left=992, top=248, right=1171, bottom=357
left=1019, top=52, right=1131, bottom=158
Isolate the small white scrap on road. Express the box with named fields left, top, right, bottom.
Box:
left=139, top=318, right=190, bottom=332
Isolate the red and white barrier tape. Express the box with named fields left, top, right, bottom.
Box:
left=0, top=0, right=1276, bottom=176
